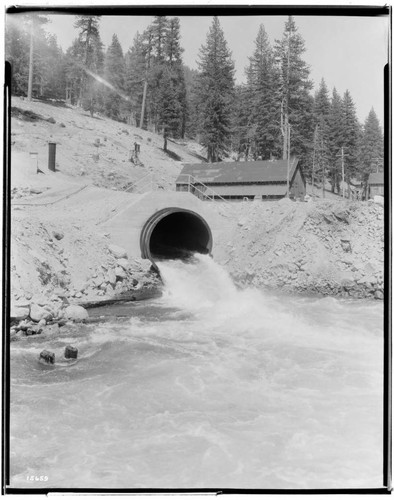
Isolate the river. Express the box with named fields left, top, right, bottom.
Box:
left=9, top=254, right=384, bottom=490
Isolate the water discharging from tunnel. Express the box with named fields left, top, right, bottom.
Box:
left=10, top=255, right=384, bottom=489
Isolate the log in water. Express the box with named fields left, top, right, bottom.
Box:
left=10, top=254, right=383, bottom=489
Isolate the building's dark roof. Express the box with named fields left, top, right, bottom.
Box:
left=368, top=172, right=384, bottom=185
left=176, top=158, right=299, bottom=185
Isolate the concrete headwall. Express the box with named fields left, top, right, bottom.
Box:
left=100, top=191, right=223, bottom=260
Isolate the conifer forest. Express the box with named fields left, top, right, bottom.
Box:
left=6, top=14, right=384, bottom=197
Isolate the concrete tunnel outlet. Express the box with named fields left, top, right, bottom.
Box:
left=140, top=208, right=213, bottom=270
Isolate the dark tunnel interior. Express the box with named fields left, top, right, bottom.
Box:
left=146, top=211, right=212, bottom=262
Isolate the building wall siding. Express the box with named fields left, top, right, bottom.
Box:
left=369, top=185, right=384, bottom=197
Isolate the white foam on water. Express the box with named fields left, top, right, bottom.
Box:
left=9, top=254, right=384, bottom=489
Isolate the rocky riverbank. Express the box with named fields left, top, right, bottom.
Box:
left=213, top=197, right=384, bottom=300
left=10, top=207, right=162, bottom=341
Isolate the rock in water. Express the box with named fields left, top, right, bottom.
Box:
left=39, top=350, right=55, bottom=365
left=64, top=305, right=89, bottom=322
left=64, top=345, right=78, bottom=359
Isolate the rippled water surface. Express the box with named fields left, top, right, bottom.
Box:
left=10, top=255, right=384, bottom=489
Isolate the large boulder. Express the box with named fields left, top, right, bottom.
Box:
left=108, top=244, right=128, bottom=259
left=11, top=305, right=29, bottom=321
left=115, top=267, right=127, bottom=280
left=30, top=304, right=52, bottom=322
left=116, top=258, right=129, bottom=271
left=64, top=305, right=89, bottom=322
left=373, top=195, right=384, bottom=206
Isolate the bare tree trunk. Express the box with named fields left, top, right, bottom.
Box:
left=140, top=79, right=148, bottom=129
left=27, top=20, right=34, bottom=101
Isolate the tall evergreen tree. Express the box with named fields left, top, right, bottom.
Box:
left=341, top=89, right=361, bottom=185
left=244, top=24, right=281, bottom=159
left=73, top=15, right=101, bottom=112
left=232, top=84, right=253, bottom=159
left=151, top=15, right=169, bottom=62
left=103, top=34, right=126, bottom=120
left=147, top=16, right=169, bottom=129
left=5, top=20, right=29, bottom=96
left=311, top=79, right=331, bottom=187
left=274, top=16, right=313, bottom=161
left=124, top=31, right=147, bottom=126
left=193, top=16, right=235, bottom=162
left=40, top=34, right=66, bottom=99
left=327, top=88, right=344, bottom=193
left=165, top=17, right=183, bottom=65
left=313, top=78, right=330, bottom=123
left=183, top=65, right=199, bottom=138
left=360, top=108, right=383, bottom=196
left=159, top=17, right=187, bottom=140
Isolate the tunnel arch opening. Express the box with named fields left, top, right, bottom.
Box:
left=140, top=208, right=213, bottom=269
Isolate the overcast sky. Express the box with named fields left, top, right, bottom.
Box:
left=7, top=11, right=389, bottom=124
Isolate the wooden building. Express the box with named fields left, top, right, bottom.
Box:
left=175, top=158, right=306, bottom=201
left=368, top=172, right=384, bottom=198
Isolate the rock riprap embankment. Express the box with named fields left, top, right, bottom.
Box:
left=10, top=220, right=161, bottom=341
left=213, top=198, right=384, bottom=300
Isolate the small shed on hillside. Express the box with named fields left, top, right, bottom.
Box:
left=368, top=172, right=384, bottom=198
left=175, top=158, right=306, bottom=201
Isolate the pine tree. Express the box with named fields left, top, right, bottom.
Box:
left=5, top=21, right=29, bottom=96
left=103, top=34, right=126, bottom=120
left=124, top=31, right=147, bottom=126
left=73, top=15, right=101, bottom=112
left=40, top=34, right=66, bottom=100
left=244, top=24, right=281, bottom=159
left=165, top=17, right=183, bottom=65
left=313, top=78, right=330, bottom=124
left=183, top=65, right=199, bottom=138
left=26, top=13, right=49, bottom=100
left=311, top=79, right=331, bottom=187
left=327, top=88, right=344, bottom=193
left=151, top=15, right=169, bottom=62
left=232, top=84, right=253, bottom=159
left=194, top=16, right=235, bottom=162
left=65, top=38, right=86, bottom=104
left=274, top=16, right=313, bottom=161
left=158, top=17, right=187, bottom=140
left=341, top=89, right=361, bottom=185
left=360, top=108, right=383, bottom=196
left=147, top=16, right=169, bottom=130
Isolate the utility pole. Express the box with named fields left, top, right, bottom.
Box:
left=322, top=137, right=325, bottom=199
left=312, top=124, right=318, bottom=199
left=287, top=124, right=291, bottom=197
left=341, top=147, right=345, bottom=199
left=336, top=147, right=349, bottom=198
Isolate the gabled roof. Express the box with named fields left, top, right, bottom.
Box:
left=176, top=158, right=299, bottom=185
left=368, top=172, right=384, bottom=185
